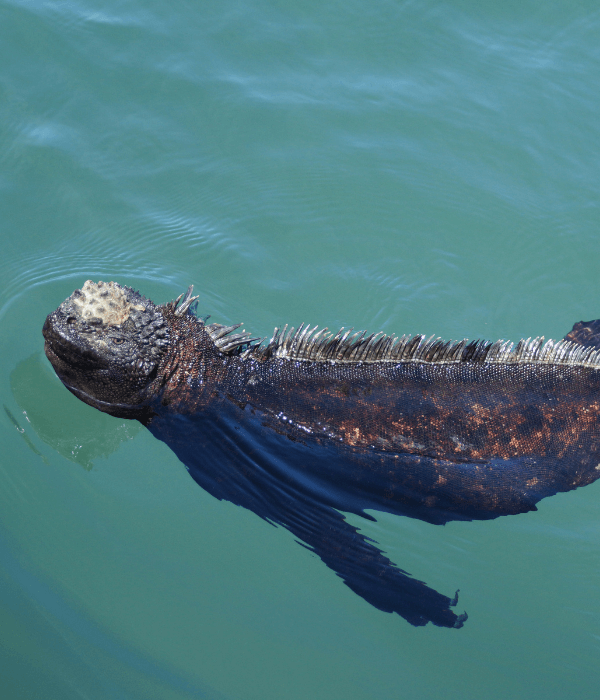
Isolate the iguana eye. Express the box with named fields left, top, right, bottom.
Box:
left=112, top=337, right=125, bottom=345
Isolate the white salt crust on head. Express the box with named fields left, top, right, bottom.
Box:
left=72, top=280, right=145, bottom=327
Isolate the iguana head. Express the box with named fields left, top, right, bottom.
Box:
left=43, top=280, right=171, bottom=417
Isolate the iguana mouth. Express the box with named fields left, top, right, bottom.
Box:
left=60, top=379, right=143, bottom=412
left=42, top=317, right=108, bottom=370
left=43, top=339, right=62, bottom=366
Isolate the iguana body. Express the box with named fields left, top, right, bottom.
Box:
left=43, top=280, right=600, bottom=628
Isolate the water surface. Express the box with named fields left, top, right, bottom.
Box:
left=2, top=1, right=600, bottom=698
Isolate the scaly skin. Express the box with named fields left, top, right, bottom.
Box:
left=42, top=280, right=600, bottom=628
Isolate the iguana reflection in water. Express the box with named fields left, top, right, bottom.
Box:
left=42, top=281, right=600, bottom=628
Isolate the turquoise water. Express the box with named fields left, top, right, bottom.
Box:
left=2, top=0, right=600, bottom=697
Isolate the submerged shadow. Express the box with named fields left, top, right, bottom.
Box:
left=146, top=397, right=468, bottom=629
left=10, top=353, right=140, bottom=470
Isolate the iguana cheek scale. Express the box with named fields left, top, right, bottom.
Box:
left=42, top=280, right=600, bottom=629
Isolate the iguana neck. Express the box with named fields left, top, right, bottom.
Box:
left=151, top=307, right=245, bottom=415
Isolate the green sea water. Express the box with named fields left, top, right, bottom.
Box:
left=2, top=1, right=600, bottom=698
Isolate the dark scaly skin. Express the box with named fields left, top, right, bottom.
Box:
left=43, top=281, right=600, bottom=628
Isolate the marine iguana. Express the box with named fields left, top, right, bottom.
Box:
left=43, top=280, right=600, bottom=629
